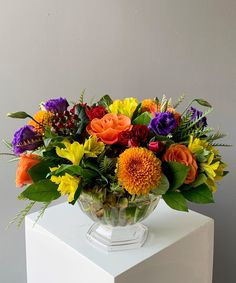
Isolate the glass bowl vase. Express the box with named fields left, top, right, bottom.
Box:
left=78, top=190, right=161, bottom=251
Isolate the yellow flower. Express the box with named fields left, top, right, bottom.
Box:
left=84, top=136, right=105, bottom=158
left=188, top=135, right=219, bottom=156
left=117, top=147, right=162, bottom=195
left=201, top=152, right=220, bottom=180
left=56, top=140, right=84, bottom=165
left=205, top=162, right=227, bottom=192
left=214, top=162, right=227, bottom=182
left=51, top=173, right=80, bottom=202
left=188, top=136, right=227, bottom=192
left=109, top=97, right=138, bottom=118
left=188, top=135, right=209, bottom=154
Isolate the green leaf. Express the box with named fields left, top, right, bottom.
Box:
left=51, top=164, right=99, bottom=182
left=162, top=191, right=188, bottom=211
left=131, top=103, right=142, bottom=121
left=132, top=112, right=152, bottom=126
left=98, top=94, right=113, bottom=108
left=7, top=111, right=31, bottom=119
left=28, top=160, right=57, bottom=183
left=182, top=183, right=214, bottom=204
left=19, top=180, right=60, bottom=202
left=192, top=173, right=207, bottom=187
left=83, top=160, right=108, bottom=184
left=151, top=174, right=169, bottom=195
left=194, top=99, right=212, bottom=108
left=223, top=171, right=229, bottom=177
left=69, top=182, right=83, bottom=205
left=74, top=104, right=89, bottom=135
left=162, top=161, right=189, bottom=190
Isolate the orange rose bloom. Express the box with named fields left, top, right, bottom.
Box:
left=16, top=154, right=41, bottom=187
left=163, top=144, right=198, bottom=184
left=86, top=113, right=131, bottom=144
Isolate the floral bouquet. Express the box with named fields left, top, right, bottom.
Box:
left=4, top=93, right=229, bottom=235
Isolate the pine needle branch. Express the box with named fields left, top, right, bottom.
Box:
left=99, top=156, right=116, bottom=174
left=206, top=130, right=227, bottom=142
left=2, top=139, right=12, bottom=150
left=6, top=201, right=36, bottom=229
left=210, top=143, right=232, bottom=147
left=33, top=202, right=51, bottom=227
left=184, top=108, right=213, bottom=131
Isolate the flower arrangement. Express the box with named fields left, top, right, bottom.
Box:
left=4, top=93, right=229, bottom=227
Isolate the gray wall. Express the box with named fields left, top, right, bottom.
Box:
left=0, top=1, right=235, bottom=282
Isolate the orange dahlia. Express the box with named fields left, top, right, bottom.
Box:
left=117, top=147, right=162, bottom=195
left=28, top=110, right=52, bottom=134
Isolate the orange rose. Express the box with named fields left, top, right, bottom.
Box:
left=163, top=144, right=198, bottom=184
left=86, top=113, right=131, bottom=144
left=16, top=154, right=41, bottom=187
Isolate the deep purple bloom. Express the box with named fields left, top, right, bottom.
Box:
left=44, top=97, right=69, bottom=113
left=188, top=107, right=207, bottom=128
left=148, top=112, right=177, bottom=136
left=12, top=125, right=41, bottom=155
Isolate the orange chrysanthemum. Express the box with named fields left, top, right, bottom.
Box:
left=28, top=111, right=52, bottom=134
left=117, top=147, right=162, bottom=195
left=141, top=99, right=157, bottom=114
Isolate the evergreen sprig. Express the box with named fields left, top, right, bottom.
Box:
left=173, top=108, right=213, bottom=142
left=6, top=201, right=36, bottom=229
left=99, top=156, right=116, bottom=174
left=210, top=143, right=232, bottom=147
left=206, top=130, right=227, bottom=142
left=33, top=202, right=51, bottom=226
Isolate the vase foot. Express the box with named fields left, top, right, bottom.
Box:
left=86, top=223, right=148, bottom=252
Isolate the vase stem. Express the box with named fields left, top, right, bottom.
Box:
left=86, top=222, right=148, bottom=252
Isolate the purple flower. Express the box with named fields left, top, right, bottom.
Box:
left=12, top=125, right=42, bottom=155
left=148, top=112, right=176, bottom=136
left=188, top=107, right=207, bottom=128
left=44, top=97, right=69, bottom=113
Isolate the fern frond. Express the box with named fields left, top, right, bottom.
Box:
left=173, top=94, right=185, bottom=109
left=6, top=201, right=36, bottom=229
left=33, top=202, right=51, bottom=226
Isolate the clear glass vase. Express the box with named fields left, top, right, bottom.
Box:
left=78, top=191, right=161, bottom=251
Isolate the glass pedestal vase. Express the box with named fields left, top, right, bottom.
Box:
left=78, top=191, right=161, bottom=252
left=87, top=222, right=148, bottom=251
